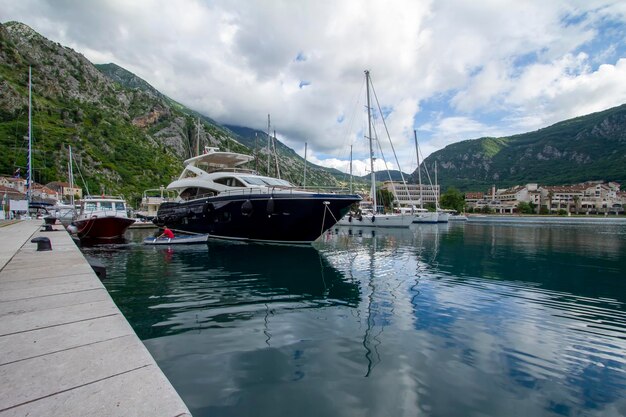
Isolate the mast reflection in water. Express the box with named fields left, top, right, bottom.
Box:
left=84, top=222, right=626, bottom=417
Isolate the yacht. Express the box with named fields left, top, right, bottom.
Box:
left=68, top=196, right=135, bottom=239
left=153, top=147, right=361, bottom=244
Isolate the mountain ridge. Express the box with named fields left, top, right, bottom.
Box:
left=419, top=103, right=626, bottom=191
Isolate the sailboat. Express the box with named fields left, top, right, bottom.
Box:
left=338, top=71, right=419, bottom=227
left=412, top=130, right=439, bottom=223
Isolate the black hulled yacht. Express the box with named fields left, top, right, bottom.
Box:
left=154, top=147, right=361, bottom=244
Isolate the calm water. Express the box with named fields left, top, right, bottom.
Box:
left=83, top=222, right=626, bottom=417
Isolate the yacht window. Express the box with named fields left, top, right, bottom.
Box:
left=115, top=202, right=125, bottom=211
left=215, top=177, right=246, bottom=187
left=180, top=188, right=197, bottom=200
left=240, top=176, right=267, bottom=186
left=85, top=202, right=97, bottom=211
left=100, top=202, right=113, bottom=210
left=240, top=176, right=292, bottom=187
left=261, top=177, right=293, bottom=187
left=180, top=187, right=217, bottom=200
left=197, top=187, right=217, bottom=198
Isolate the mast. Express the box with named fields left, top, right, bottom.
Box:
left=254, top=132, right=259, bottom=173
left=273, top=129, right=281, bottom=179
left=349, top=145, right=353, bottom=194
left=195, top=117, right=200, bottom=156
left=68, top=146, right=75, bottom=206
left=365, top=70, right=377, bottom=213
left=266, top=114, right=271, bottom=174
left=435, top=161, right=439, bottom=208
left=414, top=130, right=423, bottom=209
left=27, top=66, right=33, bottom=205
left=303, top=142, right=307, bottom=189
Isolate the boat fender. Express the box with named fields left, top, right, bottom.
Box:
left=371, top=215, right=376, bottom=223
left=241, top=199, right=254, bottom=217
left=203, top=202, right=214, bottom=214
left=358, top=215, right=363, bottom=221
left=266, top=198, right=275, bottom=216
left=348, top=214, right=352, bottom=223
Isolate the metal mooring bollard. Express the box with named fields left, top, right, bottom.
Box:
left=31, top=236, right=52, bottom=251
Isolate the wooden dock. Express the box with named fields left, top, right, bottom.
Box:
left=0, top=220, right=191, bottom=416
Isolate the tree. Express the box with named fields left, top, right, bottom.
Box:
left=547, top=191, right=554, bottom=214
left=517, top=202, right=533, bottom=214
left=440, top=187, right=465, bottom=213
left=573, top=195, right=580, bottom=214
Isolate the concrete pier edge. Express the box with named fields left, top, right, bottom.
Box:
left=0, top=220, right=192, bottom=416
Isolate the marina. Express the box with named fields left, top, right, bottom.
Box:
left=0, top=10, right=625, bottom=417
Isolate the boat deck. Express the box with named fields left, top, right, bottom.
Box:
left=0, top=220, right=191, bottom=416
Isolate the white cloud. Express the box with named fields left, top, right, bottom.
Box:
left=1, top=0, right=625, bottom=173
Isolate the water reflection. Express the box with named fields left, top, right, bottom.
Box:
left=87, top=223, right=626, bottom=417
left=84, top=236, right=360, bottom=339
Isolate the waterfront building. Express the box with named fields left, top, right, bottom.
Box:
left=381, top=181, right=440, bottom=207
left=0, top=176, right=27, bottom=193
left=465, top=181, right=624, bottom=215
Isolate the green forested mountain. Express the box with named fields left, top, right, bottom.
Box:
left=0, top=21, right=342, bottom=207
left=420, top=104, right=626, bottom=191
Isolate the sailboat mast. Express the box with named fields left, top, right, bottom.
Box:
left=303, top=142, right=307, bottom=189
left=435, top=161, right=439, bottom=208
left=365, top=70, right=377, bottom=213
left=27, top=66, right=33, bottom=205
left=266, top=114, right=271, bottom=174
left=196, top=117, right=200, bottom=156
left=414, top=130, right=423, bottom=209
left=273, top=129, right=281, bottom=179
left=69, top=146, right=74, bottom=207
left=254, top=132, right=259, bottom=173
left=349, top=144, right=353, bottom=194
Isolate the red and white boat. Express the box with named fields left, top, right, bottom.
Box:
left=68, top=196, right=135, bottom=239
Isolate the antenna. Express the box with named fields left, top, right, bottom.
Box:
left=267, top=114, right=271, bottom=174
left=273, top=129, right=281, bottom=179
left=27, top=66, right=33, bottom=205
left=303, top=142, right=307, bottom=189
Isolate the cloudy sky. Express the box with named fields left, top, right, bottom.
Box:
left=2, top=0, right=626, bottom=176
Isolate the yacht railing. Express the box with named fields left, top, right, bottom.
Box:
left=181, top=186, right=359, bottom=202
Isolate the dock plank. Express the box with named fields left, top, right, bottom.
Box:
left=0, top=221, right=191, bottom=416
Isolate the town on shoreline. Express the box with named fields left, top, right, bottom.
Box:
left=2, top=173, right=625, bottom=219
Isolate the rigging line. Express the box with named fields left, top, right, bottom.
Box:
left=338, top=78, right=366, bottom=182
left=415, top=138, right=437, bottom=203
left=368, top=75, right=410, bottom=196
left=320, top=202, right=327, bottom=238
left=370, top=119, right=399, bottom=203
left=73, top=153, right=91, bottom=196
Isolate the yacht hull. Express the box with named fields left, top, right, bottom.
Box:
left=337, top=213, right=416, bottom=227
left=154, top=193, right=360, bottom=244
left=73, top=216, right=135, bottom=239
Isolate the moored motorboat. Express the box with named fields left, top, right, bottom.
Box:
left=154, top=147, right=361, bottom=244
left=143, top=234, right=209, bottom=245
left=69, top=196, right=135, bottom=239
